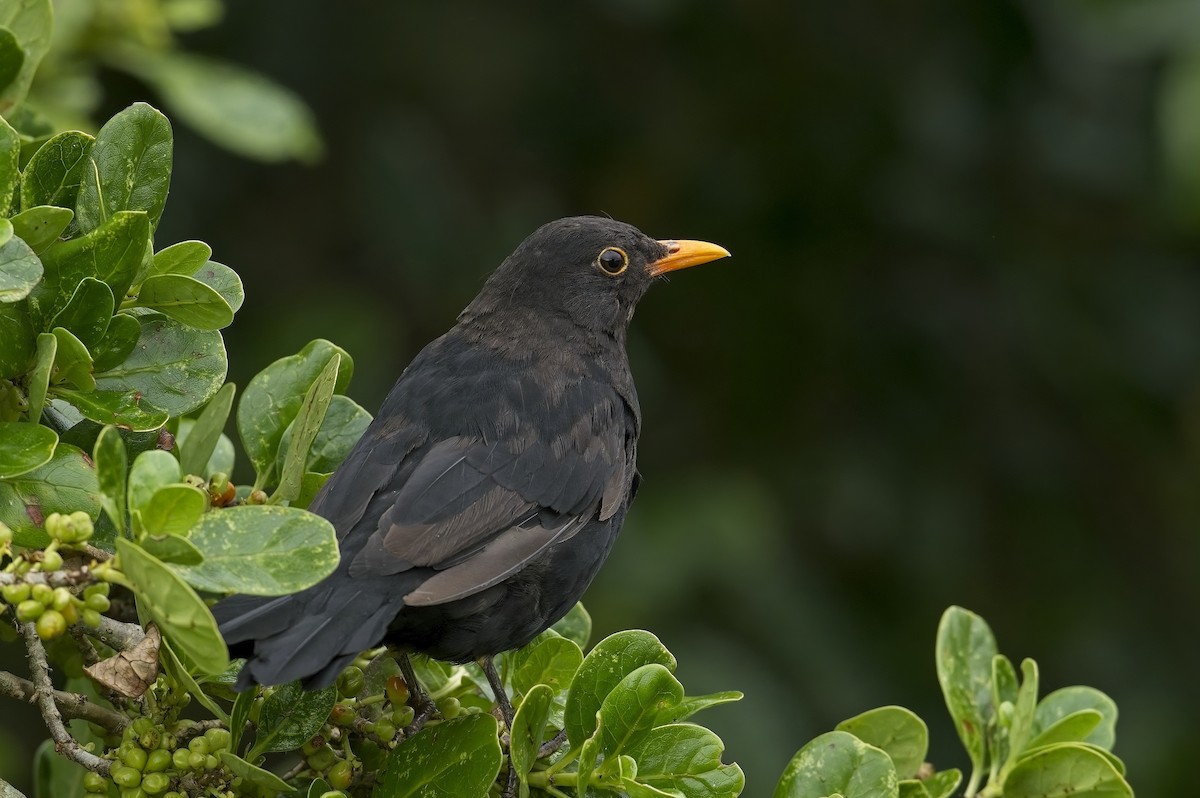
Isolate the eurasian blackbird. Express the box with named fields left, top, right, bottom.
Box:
left=214, top=216, right=729, bottom=692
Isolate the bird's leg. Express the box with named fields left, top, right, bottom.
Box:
left=478, top=655, right=519, bottom=798
left=398, top=652, right=438, bottom=736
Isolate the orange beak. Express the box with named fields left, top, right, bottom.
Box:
left=648, top=239, right=731, bottom=277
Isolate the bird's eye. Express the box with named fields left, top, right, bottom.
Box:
left=597, top=247, right=628, bottom=276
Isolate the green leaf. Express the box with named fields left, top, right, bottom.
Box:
left=565, top=629, right=677, bottom=749
left=992, top=655, right=1017, bottom=713
left=920, top=769, right=961, bottom=798
left=152, top=240, right=211, bottom=277
left=93, top=425, right=127, bottom=536
left=0, top=0, right=51, bottom=114
left=128, top=449, right=181, bottom=513
left=31, top=210, right=150, bottom=329
left=191, top=259, right=244, bottom=313
left=0, top=441, right=99, bottom=547
left=114, top=537, right=228, bottom=674
left=773, top=730, right=898, bottom=798
left=141, top=532, right=203, bottom=565
left=9, top=205, right=73, bottom=253
left=0, top=300, right=35, bottom=378
left=306, top=779, right=332, bottom=798
left=238, top=339, right=352, bottom=486
left=133, top=273, right=234, bottom=329
left=295, top=469, right=330, bottom=509
left=0, top=27, right=24, bottom=99
left=229, top=688, right=256, bottom=752
left=140, top=483, right=207, bottom=536
left=1003, top=743, right=1131, bottom=798
left=94, top=312, right=227, bottom=416
left=597, top=663, right=684, bottom=758
left=375, top=713, right=502, bottom=798
left=934, top=606, right=996, bottom=795
left=76, top=102, right=173, bottom=234
left=0, top=420, right=56, bottom=477
left=33, top=738, right=86, bottom=798
left=217, top=751, right=295, bottom=795
left=173, top=504, right=338, bottom=595
left=836, top=706, right=928, bottom=780
left=654, top=690, right=743, bottom=726
left=274, top=353, right=340, bottom=503
left=1006, top=659, right=1040, bottom=771
left=20, top=130, right=94, bottom=210
left=90, top=311, right=140, bottom=372
left=131, top=51, right=323, bottom=163
left=50, top=325, right=94, bottom=390
left=0, top=230, right=41, bottom=302
left=628, top=722, right=745, bottom=798
left=512, top=634, right=583, bottom=699
left=53, top=387, right=169, bottom=432
left=897, top=781, right=930, bottom=798
left=509, top=684, right=553, bottom=787
left=0, top=217, right=10, bottom=246
left=49, top=277, right=113, bottom=348
left=551, top=601, right=592, bottom=649
left=281, top=393, right=371, bottom=474
left=158, top=635, right=228, bottom=721
left=250, top=680, right=337, bottom=756
left=1026, top=709, right=1104, bottom=751
left=1032, top=687, right=1118, bottom=751
left=178, top=381, right=235, bottom=477
left=0, top=115, right=16, bottom=210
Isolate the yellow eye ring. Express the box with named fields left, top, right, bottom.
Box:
left=597, top=247, right=628, bottom=276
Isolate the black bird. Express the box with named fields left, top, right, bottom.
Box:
left=214, top=216, right=729, bottom=694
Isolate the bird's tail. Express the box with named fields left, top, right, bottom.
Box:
left=213, top=581, right=405, bottom=690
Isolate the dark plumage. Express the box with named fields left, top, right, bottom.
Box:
left=214, top=216, right=729, bottom=690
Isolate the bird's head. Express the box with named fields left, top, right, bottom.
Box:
left=464, top=216, right=730, bottom=334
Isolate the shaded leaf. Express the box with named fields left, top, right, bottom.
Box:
left=836, top=706, right=928, bottom=781
left=128, top=450, right=181, bottom=513
left=178, top=381, right=235, bottom=478
left=274, top=353, right=339, bottom=503
left=773, top=731, right=898, bottom=798
left=218, top=752, right=295, bottom=795
left=375, top=714, right=502, bottom=798
left=1033, top=687, right=1118, bottom=751
left=0, top=420, right=56, bottom=478
left=278, top=393, right=371, bottom=475
left=0, top=115, right=15, bottom=210
left=90, top=311, right=140, bottom=372
left=50, top=325, right=94, bottom=390
left=920, top=769, right=961, bottom=798
left=53, top=387, right=169, bottom=432
left=140, top=483, right=207, bottom=536
left=0, top=27, right=22, bottom=101
left=509, top=684, right=553, bottom=786
left=250, top=680, right=337, bottom=756
left=0, top=300, right=34, bottom=378
left=0, top=441, right=99, bottom=547
left=0, top=0, right=52, bottom=114
left=551, top=601, right=592, bottom=649
left=1026, top=710, right=1103, bottom=751
left=141, top=532, right=203, bottom=565
left=93, top=424, right=127, bottom=536
left=75, top=103, right=172, bottom=234
left=49, top=276, right=113, bottom=348
left=191, top=259, right=244, bottom=313
left=9, top=205, right=73, bottom=253
left=512, top=634, right=583, bottom=700
left=1003, top=743, right=1131, bottom=798
left=20, top=130, right=94, bottom=210
left=0, top=231, right=41, bottom=302
left=173, top=504, right=338, bottom=595
left=134, top=273, right=234, bottom=329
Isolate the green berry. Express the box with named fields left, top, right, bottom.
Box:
left=83, top=771, right=107, bottom=791
left=111, top=764, right=141, bottom=787
left=85, top=592, right=111, bottom=612
left=320, top=792, right=349, bottom=798
left=83, top=793, right=106, bottom=798
left=171, top=748, right=191, bottom=770
left=84, top=582, right=111, bottom=598
left=203, top=727, right=231, bottom=751
left=203, top=754, right=218, bottom=770
left=186, top=751, right=206, bottom=770
left=68, top=511, right=94, bottom=542
left=132, top=717, right=154, bottom=735
left=336, top=666, right=365, bottom=698
left=438, top=697, right=461, bottom=719
left=384, top=675, right=408, bottom=706
left=82, top=608, right=102, bottom=627
left=372, top=721, right=396, bottom=741
left=141, top=772, right=170, bottom=795
left=329, top=703, right=356, bottom=726
left=145, top=748, right=171, bottom=772
left=306, top=745, right=336, bottom=771
left=119, top=788, right=147, bottom=798
left=138, top=728, right=161, bottom=751
left=392, top=704, right=415, bottom=728
left=60, top=601, right=78, bottom=625
left=247, top=489, right=268, bottom=505
left=41, top=549, right=63, bottom=571
left=35, top=608, right=66, bottom=639
left=164, top=793, right=184, bottom=798
left=186, top=736, right=209, bottom=755
left=327, top=760, right=353, bottom=790
left=44, top=513, right=67, bottom=541
left=2, top=582, right=30, bottom=604
left=121, top=744, right=148, bottom=771
left=16, top=599, right=44, bottom=622
left=51, top=586, right=72, bottom=611
left=31, top=583, right=52, bottom=604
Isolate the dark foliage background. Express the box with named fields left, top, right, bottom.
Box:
left=7, top=1, right=1200, bottom=794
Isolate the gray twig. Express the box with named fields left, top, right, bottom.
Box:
left=0, top=668, right=127, bottom=733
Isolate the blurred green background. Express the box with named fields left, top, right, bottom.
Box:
left=7, top=0, right=1200, bottom=794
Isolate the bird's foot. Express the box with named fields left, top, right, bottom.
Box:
left=398, top=653, right=439, bottom=737
left=479, top=656, right=518, bottom=798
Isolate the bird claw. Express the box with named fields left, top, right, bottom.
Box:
left=398, top=653, right=439, bottom=737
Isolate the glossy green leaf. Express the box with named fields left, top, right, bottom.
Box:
left=0, top=115, right=16, bottom=210
left=375, top=713, right=502, bottom=798
left=238, top=339, right=352, bottom=485
left=1033, top=687, right=1118, bottom=751
left=76, top=102, right=173, bottom=234
left=565, top=629, right=677, bottom=749
left=1003, top=743, right=1131, bottom=798
left=128, top=449, right=181, bottom=513
left=836, top=706, right=928, bottom=780
left=920, top=769, right=961, bottom=798
left=31, top=210, right=150, bottom=329
left=50, top=325, right=94, bottom=390
left=178, top=381, right=235, bottom=477
left=1005, top=659, right=1040, bottom=775
left=934, top=606, right=996, bottom=793
left=0, top=420, right=56, bottom=477
left=152, top=240, right=211, bottom=277
left=115, top=537, right=228, bottom=674
left=0, top=27, right=23, bottom=100
left=0, top=300, right=35, bottom=378
left=282, top=393, right=371, bottom=474
left=773, top=730, right=898, bottom=798
left=141, top=532, right=203, bottom=565
left=173, top=504, right=338, bottom=595
left=897, top=781, right=930, bottom=798
left=49, top=277, right=113, bottom=348
left=598, top=664, right=683, bottom=759
left=217, top=751, right=295, bottom=795
left=93, top=424, right=127, bottom=536
left=133, top=51, right=322, bottom=163
left=992, top=655, right=1017, bottom=713
left=274, top=353, right=339, bottom=503
left=229, top=689, right=256, bottom=752
left=134, top=273, right=234, bottom=329
left=191, top=260, right=244, bottom=313
left=90, top=311, right=140, bottom=372
left=509, top=684, right=553, bottom=787
left=512, top=634, right=583, bottom=699
left=23, top=331, right=54, bottom=415
left=0, top=230, right=41, bottom=302
left=94, top=312, right=227, bottom=416
left=20, top=130, right=94, bottom=210
left=0, top=441, right=99, bottom=547
left=250, top=681, right=337, bottom=756
left=655, top=690, right=744, bottom=726
left=1026, top=710, right=1104, bottom=751
left=628, top=722, right=745, bottom=798
left=551, top=601, right=592, bottom=649
left=140, top=484, right=207, bottom=536
left=53, top=387, right=169, bottom=432
left=0, top=0, right=51, bottom=114
left=0, top=217, right=10, bottom=246
left=9, top=205, right=73, bottom=253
